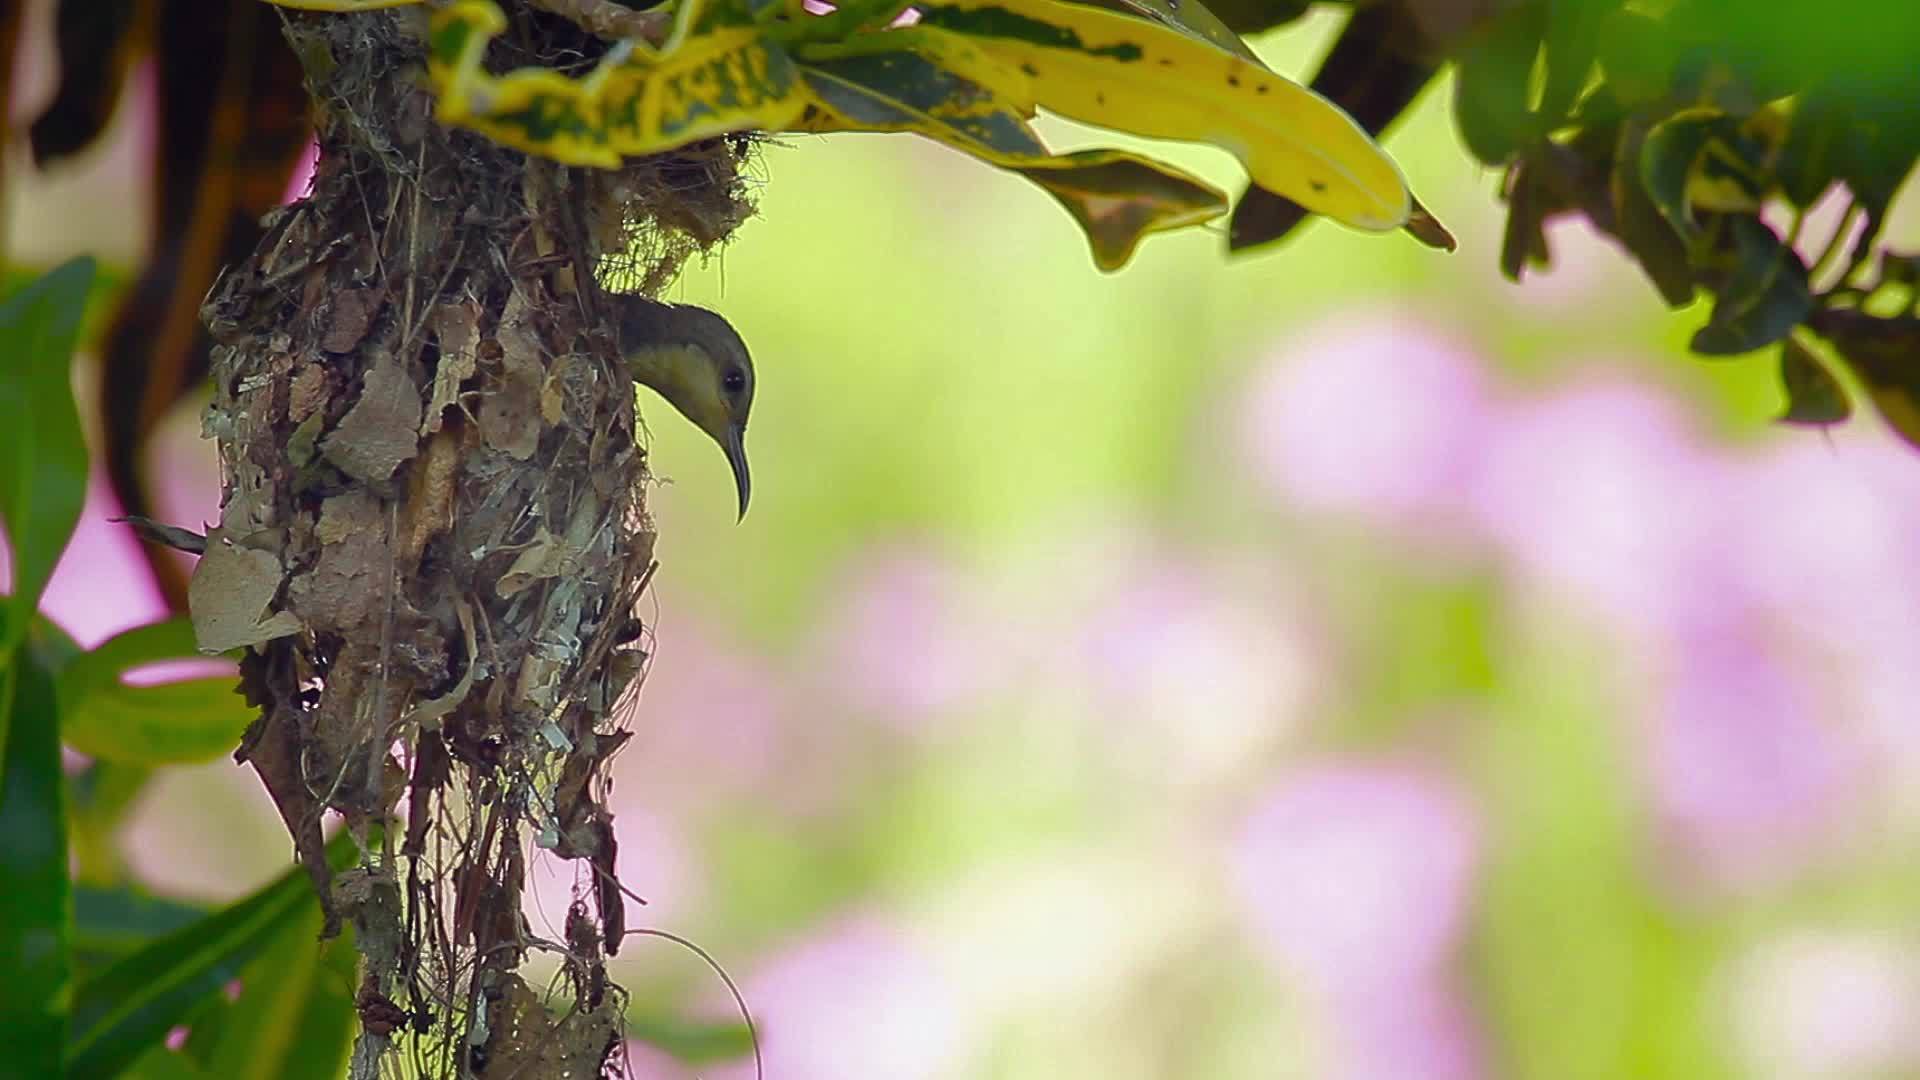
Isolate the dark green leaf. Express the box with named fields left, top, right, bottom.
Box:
left=1814, top=309, right=1920, bottom=450
left=1691, top=218, right=1811, bottom=356
left=1538, top=0, right=1606, bottom=127
left=56, top=617, right=251, bottom=765
left=1452, top=4, right=1547, bottom=166
left=65, top=831, right=360, bottom=1079
left=1612, top=120, right=1696, bottom=307
left=1777, top=337, right=1850, bottom=426
left=0, top=653, right=71, bottom=1076
left=0, top=256, right=96, bottom=658
left=1596, top=8, right=1676, bottom=108
left=1638, top=107, right=1728, bottom=238
left=71, top=884, right=210, bottom=979
left=123, top=1045, right=216, bottom=1080
left=1776, top=92, right=1840, bottom=208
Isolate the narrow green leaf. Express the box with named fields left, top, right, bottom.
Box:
left=71, top=884, right=210, bottom=980
left=1691, top=218, right=1812, bottom=356
left=1777, top=337, right=1850, bottom=426
left=193, top=905, right=355, bottom=1080
left=65, top=831, right=360, bottom=1079
left=123, top=1045, right=217, bottom=1080
left=0, top=256, right=96, bottom=657
left=57, top=618, right=251, bottom=765
left=0, top=652, right=72, bottom=1076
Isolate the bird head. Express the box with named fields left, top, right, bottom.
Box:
left=616, top=298, right=755, bottom=519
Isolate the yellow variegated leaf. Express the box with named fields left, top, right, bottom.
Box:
left=796, top=42, right=1225, bottom=269
left=912, top=0, right=1410, bottom=230
left=427, top=0, right=812, bottom=166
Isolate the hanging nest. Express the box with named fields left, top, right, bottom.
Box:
left=191, top=5, right=754, bottom=1076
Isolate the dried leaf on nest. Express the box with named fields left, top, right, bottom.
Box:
left=423, top=301, right=481, bottom=435
left=288, top=491, right=388, bottom=631
left=322, top=354, right=424, bottom=482
left=190, top=529, right=305, bottom=652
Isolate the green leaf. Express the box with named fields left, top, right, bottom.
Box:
left=0, top=255, right=96, bottom=658
left=1777, top=336, right=1850, bottom=426
left=1611, top=119, right=1696, bottom=308
left=796, top=40, right=1226, bottom=269
left=71, top=759, right=157, bottom=886
left=1596, top=8, right=1676, bottom=108
left=1538, top=0, right=1605, bottom=128
left=1452, top=4, right=1546, bottom=166
left=1814, top=310, right=1920, bottom=450
left=626, top=1012, right=756, bottom=1065
left=65, top=831, right=360, bottom=1079
left=911, top=0, right=1411, bottom=230
left=56, top=618, right=251, bottom=765
left=1690, top=218, right=1811, bottom=356
left=0, top=652, right=71, bottom=1076
left=123, top=1045, right=217, bottom=1080
left=71, top=884, right=210, bottom=980
left=1638, top=107, right=1725, bottom=239
left=189, top=905, right=355, bottom=1080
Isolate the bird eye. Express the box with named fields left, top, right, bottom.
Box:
left=722, top=369, right=746, bottom=396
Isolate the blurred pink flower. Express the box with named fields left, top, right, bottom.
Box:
left=1240, top=312, right=1492, bottom=535
left=1075, top=560, right=1315, bottom=787
left=1231, top=762, right=1485, bottom=1079
left=615, top=615, right=787, bottom=810
left=812, top=546, right=997, bottom=727
left=1642, top=625, right=1858, bottom=893
left=4, top=466, right=170, bottom=648
left=706, top=915, right=970, bottom=1080
left=1469, top=375, right=1730, bottom=644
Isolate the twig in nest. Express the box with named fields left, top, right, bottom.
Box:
left=113, top=515, right=208, bottom=555
left=525, top=0, right=673, bottom=43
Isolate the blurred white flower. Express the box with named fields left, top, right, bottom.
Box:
left=1723, top=930, right=1920, bottom=1078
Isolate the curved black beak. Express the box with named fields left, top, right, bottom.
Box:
left=725, top=424, right=751, bottom=521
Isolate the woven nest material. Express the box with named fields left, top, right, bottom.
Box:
left=192, top=6, right=756, bottom=1076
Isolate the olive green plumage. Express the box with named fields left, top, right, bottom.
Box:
left=614, top=296, right=755, bottom=519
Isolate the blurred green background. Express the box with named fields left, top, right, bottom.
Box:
left=11, top=6, right=1920, bottom=1078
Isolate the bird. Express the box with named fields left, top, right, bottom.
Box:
left=613, top=295, right=756, bottom=519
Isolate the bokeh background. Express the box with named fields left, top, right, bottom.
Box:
left=11, top=4, right=1920, bottom=1077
